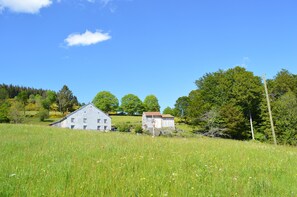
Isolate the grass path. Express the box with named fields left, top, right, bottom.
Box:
left=1, top=124, right=297, bottom=196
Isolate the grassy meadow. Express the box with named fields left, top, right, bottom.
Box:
left=1, top=124, right=297, bottom=196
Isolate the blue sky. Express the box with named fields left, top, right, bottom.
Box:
left=0, top=0, right=296, bottom=110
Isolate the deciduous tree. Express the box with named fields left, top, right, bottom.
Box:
left=92, top=91, right=119, bottom=113
left=121, top=94, right=144, bottom=115
left=143, top=94, right=160, bottom=112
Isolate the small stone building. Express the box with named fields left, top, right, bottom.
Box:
left=142, top=112, right=175, bottom=130
left=50, top=103, right=111, bottom=131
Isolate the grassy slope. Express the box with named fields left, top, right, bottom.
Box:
left=1, top=124, right=297, bottom=196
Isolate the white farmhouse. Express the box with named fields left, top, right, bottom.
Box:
left=50, top=103, right=111, bottom=131
left=142, top=112, right=175, bottom=130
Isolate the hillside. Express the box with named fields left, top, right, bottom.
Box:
left=1, top=124, right=297, bottom=196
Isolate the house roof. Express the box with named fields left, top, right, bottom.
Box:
left=49, top=103, right=110, bottom=126
left=143, top=112, right=162, bottom=116
left=162, top=114, right=174, bottom=118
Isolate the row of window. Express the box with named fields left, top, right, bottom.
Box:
left=71, top=118, right=108, bottom=124
left=70, top=125, right=108, bottom=130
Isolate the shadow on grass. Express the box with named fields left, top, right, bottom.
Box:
left=43, top=119, right=55, bottom=123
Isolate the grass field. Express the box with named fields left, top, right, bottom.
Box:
left=1, top=124, right=297, bottom=196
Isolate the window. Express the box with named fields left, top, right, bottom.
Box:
left=97, top=126, right=101, bottom=130
left=104, top=126, right=107, bottom=131
left=83, top=118, right=87, bottom=123
left=71, top=118, right=75, bottom=123
left=97, top=119, right=101, bottom=123
left=104, top=119, right=107, bottom=124
left=71, top=125, right=75, bottom=129
left=83, top=125, right=87, bottom=130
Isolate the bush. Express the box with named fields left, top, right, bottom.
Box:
left=117, top=123, right=131, bottom=132
left=38, top=109, right=49, bottom=122
left=134, top=125, right=143, bottom=134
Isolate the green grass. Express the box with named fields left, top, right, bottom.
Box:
left=1, top=124, right=297, bottom=196
left=110, top=115, right=142, bottom=126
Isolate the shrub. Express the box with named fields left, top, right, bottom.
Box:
left=134, top=125, right=143, bottom=134
left=117, top=123, right=131, bottom=132
left=38, top=109, right=49, bottom=122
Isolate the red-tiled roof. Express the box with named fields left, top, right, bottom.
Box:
left=143, top=112, right=162, bottom=116
left=162, top=114, right=174, bottom=118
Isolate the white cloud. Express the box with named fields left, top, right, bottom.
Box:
left=64, top=30, right=111, bottom=47
left=0, top=0, right=52, bottom=14
left=101, top=0, right=112, bottom=6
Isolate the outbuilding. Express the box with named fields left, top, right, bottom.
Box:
left=142, top=112, right=175, bottom=130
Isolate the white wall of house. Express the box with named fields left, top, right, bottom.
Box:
left=51, top=103, right=111, bottom=131
left=162, top=118, right=175, bottom=128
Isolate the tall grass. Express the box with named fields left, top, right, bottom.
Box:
left=1, top=124, right=297, bottom=196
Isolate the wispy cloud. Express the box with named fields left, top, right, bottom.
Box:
left=0, top=0, right=52, bottom=14
left=100, top=0, right=113, bottom=6
left=64, top=30, right=111, bottom=47
left=241, top=57, right=250, bottom=68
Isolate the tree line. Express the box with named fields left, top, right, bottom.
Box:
left=0, top=84, right=162, bottom=123
left=92, top=92, right=160, bottom=115
left=0, top=85, right=79, bottom=123
left=169, top=66, right=297, bottom=145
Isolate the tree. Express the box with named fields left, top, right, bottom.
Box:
left=0, top=100, right=10, bottom=123
left=16, top=91, right=28, bottom=115
left=174, top=96, right=189, bottom=117
left=0, top=88, right=9, bottom=100
left=57, top=85, right=77, bottom=114
left=163, top=106, right=174, bottom=115
left=192, top=66, right=263, bottom=139
left=92, top=91, right=119, bottom=113
left=42, top=90, right=57, bottom=110
left=270, top=69, right=297, bottom=98
left=8, top=101, right=25, bottom=123
left=0, top=87, right=10, bottom=123
left=143, top=94, right=160, bottom=112
left=38, top=109, right=49, bottom=122
left=121, top=94, right=144, bottom=115
left=273, top=91, right=297, bottom=145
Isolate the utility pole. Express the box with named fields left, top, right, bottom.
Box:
left=249, top=111, right=255, bottom=140
left=263, top=75, right=277, bottom=145
left=152, top=115, right=155, bottom=137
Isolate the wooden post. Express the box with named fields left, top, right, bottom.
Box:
left=263, top=75, right=277, bottom=145
left=249, top=111, right=255, bottom=140
left=152, top=115, right=155, bottom=137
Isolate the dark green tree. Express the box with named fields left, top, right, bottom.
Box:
left=143, top=94, right=160, bottom=112
left=270, top=69, right=297, bottom=98
left=121, top=94, right=144, bottom=115
left=0, top=101, right=10, bottom=123
left=192, top=66, right=262, bottom=139
left=174, top=96, right=189, bottom=117
left=57, top=85, right=77, bottom=114
left=0, top=88, right=9, bottom=100
left=92, top=91, right=119, bottom=113
left=273, top=91, right=297, bottom=145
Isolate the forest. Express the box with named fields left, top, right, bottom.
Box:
left=1, top=66, right=297, bottom=145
